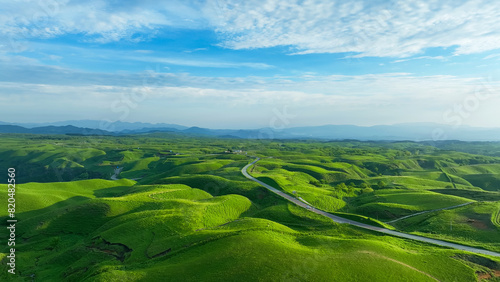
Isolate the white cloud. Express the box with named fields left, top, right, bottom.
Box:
left=128, top=56, right=274, bottom=69
left=1, top=70, right=499, bottom=127
left=2, top=0, right=500, bottom=57
left=48, top=54, right=62, bottom=60
left=391, top=56, right=446, bottom=63
left=134, top=50, right=154, bottom=54
left=0, top=0, right=207, bottom=48
left=483, top=53, right=500, bottom=60
left=183, top=48, right=208, bottom=53
left=212, top=0, right=500, bottom=57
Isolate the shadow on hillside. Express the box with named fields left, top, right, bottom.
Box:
left=0, top=196, right=91, bottom=241
left=255, top=176, right=283, bottom=190
left=0, top=193, right=151, bottom=242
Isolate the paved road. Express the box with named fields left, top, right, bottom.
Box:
left=242, top=158, right=500, bottom=257
left=111, top=167, right=123, bottom=180
left=386, top=202, right=475, bottom=224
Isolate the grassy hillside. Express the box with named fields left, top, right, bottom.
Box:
left=393, top=202, right=500, bottom=252
left=493, top=204, right=500, bottom=228
left=347, top=189, right=472, bottom=221
left=443, top=164, right=500, bottom=191
left=0, top=179, right=490, bottom=282
left=1, top=135, right=500, bottom=281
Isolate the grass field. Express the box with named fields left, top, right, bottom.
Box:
left=431, top=189, right=500, bottom=202
left=443, top=164, right=500, bottom=191
left=1, top=135, right=500, bottom=281
left=393, top=202, right=500, bottom=252
left=0, top=178, right=488, bottom=281
left=493, top=204, right=500, bottom=228
left=346, top=189, right=473, bottom=221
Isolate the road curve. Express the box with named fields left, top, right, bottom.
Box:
left=242, top=158, right=500, bottom=257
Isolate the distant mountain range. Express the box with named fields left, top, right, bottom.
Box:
left=0, top=120, right=187, bottom=131
left=1, top=120, right=500, bottom=141
left=0, top=124, right=112, bottom=135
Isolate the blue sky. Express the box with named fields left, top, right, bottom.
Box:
left=1, top=0, right=500, bottom=129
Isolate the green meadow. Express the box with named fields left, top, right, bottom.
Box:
left=1, top=134, right=500, bottom=281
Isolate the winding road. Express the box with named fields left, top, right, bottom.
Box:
left=242, top=158, right=500, bottom=257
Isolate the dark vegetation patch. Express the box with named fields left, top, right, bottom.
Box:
left=89, top=236, right=133, bottom=262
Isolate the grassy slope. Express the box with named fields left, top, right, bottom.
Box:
left=493, top=204, right=500, bottom=228
left=5, top=179, right=136, bottom=216
left=394, top=202, right=500, bottom=252
left=444, top=164, right=500, bottom=191
left=2, top=136, right=500, bottom=281
left=0, top=179, right=489, bottom=282
left=347, top=189, right=473, bottom=221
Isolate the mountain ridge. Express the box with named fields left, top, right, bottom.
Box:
left=1, top=121, right=499, bottom=141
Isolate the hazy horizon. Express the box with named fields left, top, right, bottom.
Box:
left=2, top=119, right=500, bottom=130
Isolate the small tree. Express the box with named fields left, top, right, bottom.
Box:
left=377, top=180, right=387, bottom=189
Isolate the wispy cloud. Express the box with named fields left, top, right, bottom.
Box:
left=212, top=0, right=500, bottom=57
left=128, top=56, right=274, bottom=69
left=134, top=50, right=154, bottom=54
left=0, top=0, right=208, bottom=48
left=3, top=1, right=500, bottom=58
left=1, top=58, right=499, bottom=127
left=483, top=53, right=500, bottom=60
left=183, top=48, right=208, bottom=53
left=2, top=1, right=500, bottom=128
left=391, top=56, right=446, bottom=63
